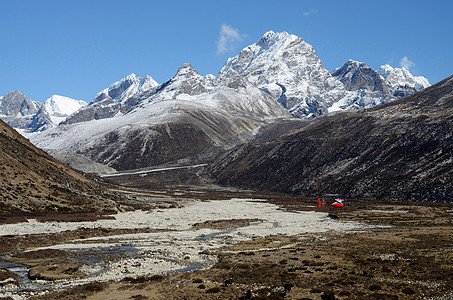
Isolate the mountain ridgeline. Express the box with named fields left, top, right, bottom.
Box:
left=210, top=75, right=453, bottom=202
left=0, top=92, right=87, bottom=132
left=2, top=31, right=447, bottom=202
left=27, top=31, right=430, bottom=172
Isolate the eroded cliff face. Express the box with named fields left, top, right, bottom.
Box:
left=211, top=75, right=453, bottom=202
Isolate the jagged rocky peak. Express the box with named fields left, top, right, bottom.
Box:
left=217, top=31, right=345, bottom=119
left=0, top=90, right=53, bottom=132
left=175, top=63, right=199, bottom=76
left=0, top=90, right=41, bottom=116
left=141, top=75, right=159, bottom=90
left=377, top=64, right=430, bottom=98
left=93, top=73, right=158, bottom=104
left=218, top=31, right=299, bottom=79
left=156, top=63, right=208, bottom=98
left=377, top=64, right=430, bottom=91
left=256, top=30, right=298, bottom=50
left=63, top=73, right=158, bottom=125
left=329, top=59, right=432, bottom=113
left=332, top=59, right=387, bottom=92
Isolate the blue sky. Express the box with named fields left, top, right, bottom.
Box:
left=1, top=0, right=452, bottom=102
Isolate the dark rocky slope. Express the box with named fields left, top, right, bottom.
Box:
left=211, top=75, right=453, bottom=202
left=0, top=119, right=119, bottom=214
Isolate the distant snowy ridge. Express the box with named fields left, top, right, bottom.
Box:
left=45, top=95, right=87, bottom=116
left=44, top=95, right=87, bottom=125
left=93, top=73, right=158, bottom=104
left=15, top=30, right=433, bottom=172
left=63, top=73, right=159, bottom=125
left=377, top=64, right=430, bottom=94
left=329, top=59, right=430, bottom=112
left=2, top=30, right=431, bottom=132
left=217, top=31, right=430, bottom=118
left=30, top=62, right=290, bottom=170
left=0, top=91, right=89, bottom=132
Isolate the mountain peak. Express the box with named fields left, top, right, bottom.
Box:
left=94, top=73, right=158, bottom=104
left=8, top=90, right=24, bottom=96
left=377, top=64, right=394, bottom=78
left=332, top=59, right=386, bottom=93
left=257, top=31, right=298, bottom=49
left=218, top=30, right=344, bottom=118
left=153, top=63, right=207, bottom=98
left=2, top=90, right=26, bottom=100
left=346, top=59, right=365, bottom=67
left=44, top=95, right=87, bottom=117
left=0, top=90, right=37, bottom=114
left=0, top=90, right=51, bottom=132
left=126, top=73, right=137, bottom=79
left=377, top=64, right=430, bottom=92
left=175, top=63, right=199, bottom=77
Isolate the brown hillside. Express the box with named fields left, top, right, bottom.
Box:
left=0, top=119, right=119, bottom=214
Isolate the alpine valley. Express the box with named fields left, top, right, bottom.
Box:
left=1, top=30, right=453, bottom=300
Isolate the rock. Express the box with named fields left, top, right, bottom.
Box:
left=321, top=293, right=336, bottom=300
left=0, top=268, right=20, bottom=289
left=28, top=261, right=85, bottom=280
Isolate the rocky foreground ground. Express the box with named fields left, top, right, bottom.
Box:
left=0, top=189, right=452, bottom=300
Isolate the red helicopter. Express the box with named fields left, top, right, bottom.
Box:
left=318, top=197, right=345, bottom=208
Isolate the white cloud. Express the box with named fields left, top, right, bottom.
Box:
left=217, top=24, right=245, bottom=56
left=303, top=9, right=317, bottom=16
left=399, top=56, right=415, bottom=70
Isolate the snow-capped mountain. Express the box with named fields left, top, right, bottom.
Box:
left=44, top=95, right=87, bottom=125
left=329, top=60, right=430, bottom=112
left=217, top=31, right=346, bottom=118
left=26, top=30, right=431, bottom=172
left=152, top=63, right=211, bottom=99
left=377, top=64, right=430, bottom=97
left=217, top=31, right=430, bottom=118
left=63, top=73, right=158, bottom=124
left=0, top=91, right=52, bottom=132
left=332, top=60, right=388, bottom=93
left=31, top=63, right=290, bottom=170
left=0, top=91, right=88, bottom=132
left=330, top=60, right=391, bottom=111
left=93, top=73, right=158, bottom=104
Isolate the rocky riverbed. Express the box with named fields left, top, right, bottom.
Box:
left=0, top=189, right=452, bottom=299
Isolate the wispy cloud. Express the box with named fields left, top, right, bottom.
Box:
left=399, top=56, right=415, bottom=70
left=217, top=24, right=245, bottom=56
left=303, top=9, right=317, bottom=16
